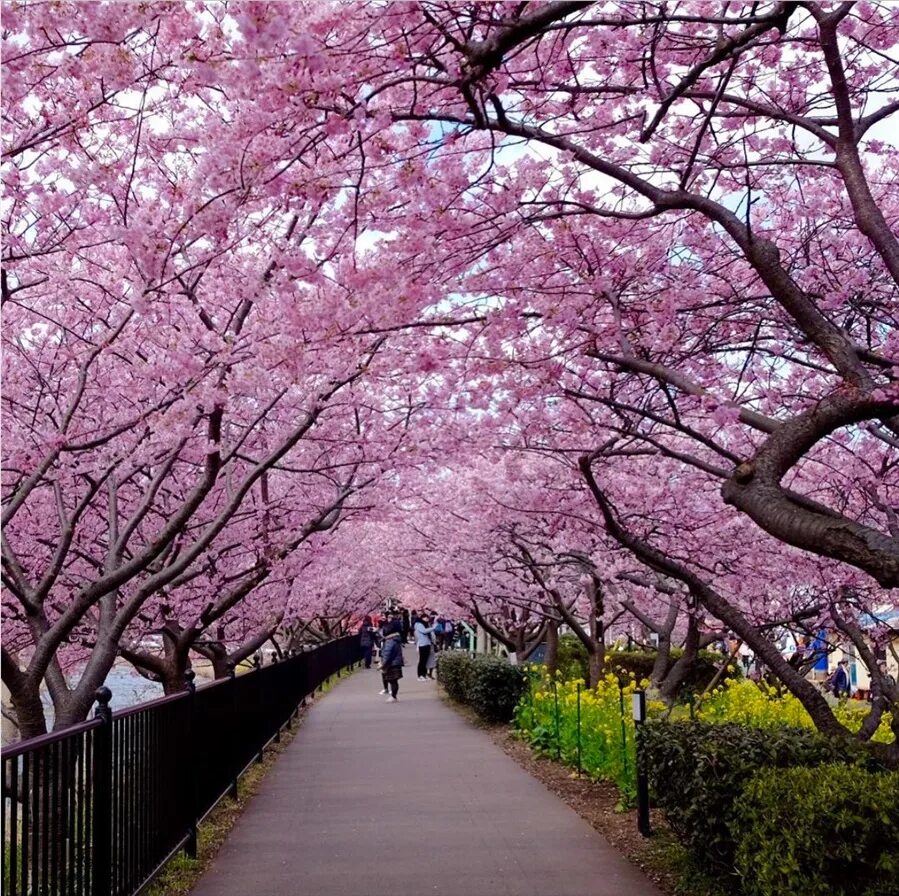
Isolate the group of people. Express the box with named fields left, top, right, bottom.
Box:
left=357, top=608, right=462, bottom=702
left=719, top=633, right=896, bottom=702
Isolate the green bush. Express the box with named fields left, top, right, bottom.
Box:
left=606, top=648, right=737, bottom=694
left=556, top=634, right=590, bottom=681
left=640, top=720, right=868, bottom=871
left=604, top=648, right=656, bottom=683
left=733, top=763, right=899, bottom=896
left=437, top=651, right=475, bottom=704
left=438, top=652, right=527, bottom=722
left=553, top=638, right=736, bottom=695
left=468, top=656, right=529, bottom=722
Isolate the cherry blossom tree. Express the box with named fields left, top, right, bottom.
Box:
left=1, top=1, right=461, bottom=736
left=358, top=0, right=899, bottom=586
left=347, top=0, right=899, bottom=757
left=3, top=1, right=897, bottom=766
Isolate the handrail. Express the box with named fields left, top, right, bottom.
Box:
left=0, top=635, right=362, bottom=896
left=110, top=687, right=189, bottom=721
left=1, top=646, right=332, bottom=754
left=1, top=715, right=101, bottom=760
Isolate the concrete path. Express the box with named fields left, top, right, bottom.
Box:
left=190, top=648, right=664, bottom=896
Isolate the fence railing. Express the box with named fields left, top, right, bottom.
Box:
left=2, top=635, right=361, bottom=896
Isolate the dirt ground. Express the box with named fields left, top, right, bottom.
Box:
left=480, top=719, right=682, bottom=895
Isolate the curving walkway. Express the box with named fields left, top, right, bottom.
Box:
left=190, top=647, right=663, bottom=896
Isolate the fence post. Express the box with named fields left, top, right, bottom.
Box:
left=576, top=682, right=582, bottom=776
left=184, top=671, right=199, bottom=859
left=300, top=651, right=308, bottom=707
left=227, top=663, right=239, bottom=800
left=91, top=687, right=113, bottom=896
left=552, top=680, right=561, bottom=761
left=619, top=684, right=629, bottom=785
left=632, top=689, right=651, bottom=837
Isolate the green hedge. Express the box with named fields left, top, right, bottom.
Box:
left=611, top=647, right=739, bottom=693
left=640, top=720, right=869, bottom=871
left=555, top=636, right=736, bottom=694
left=555, top=634, right=590, bottom=681
left=438, top=652, right=527, bottom=722
left=733, top=763, right=899, bottom=896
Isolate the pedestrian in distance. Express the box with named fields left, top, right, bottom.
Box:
left=359, top=615, right=376, bottom=669
left=378, top=615, right=392, bottom=641
left=401, top=607, right=411, bottom=645
left=832, top=658, right=852, bottom=699
left=379, top=621, right=404, bottom=702
left=414, top=612, right=438, bottom=680
left=378, top=616, right=396, bottom=693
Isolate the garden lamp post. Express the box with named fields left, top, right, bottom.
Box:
left=632, top=689, right=651, bottom=837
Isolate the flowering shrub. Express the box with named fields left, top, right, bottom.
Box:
left=514, top=672, right=895, bottom=822
left=696, top=678, right=894, bottom=743
left=514, top=672, right=649, bottom=801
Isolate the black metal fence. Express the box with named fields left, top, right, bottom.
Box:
left=2, top=636, right=361, bottom=896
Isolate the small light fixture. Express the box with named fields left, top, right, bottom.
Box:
left=632, top=689, right=646, bottom=723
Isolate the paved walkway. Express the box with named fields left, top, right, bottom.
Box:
left=190, top=648, right=663, bottom=896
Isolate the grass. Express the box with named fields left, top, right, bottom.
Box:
left=144, top=668, right=354, bottom=896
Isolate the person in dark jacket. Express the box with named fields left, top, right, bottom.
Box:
left=359, top=616, right=376, bottom=669
left=832, top=659, right=852, bottom=699
left=379, top=624, right=404, bottom=702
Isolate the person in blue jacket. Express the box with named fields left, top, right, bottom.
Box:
left=414, top=613, right=438, bottom=680
left=832, top=659, right=852, bottom=699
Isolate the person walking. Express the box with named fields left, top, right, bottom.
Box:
left=832, top=658, right=852, bottom=699
left=379, top=623, right=404, bottom=702
left=359, top=616, right=376, bottom=669
left=414, top=613, right=438, bottom=681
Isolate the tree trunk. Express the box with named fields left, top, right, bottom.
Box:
left=544, top=618, right=559, bottom=676
left=6, top=682, right=48, bottom=741
left=659, top=614, right=700, bottom=703
left=587, top=647, right=604, bottom=688
left=651, top=633, right=672, bottom=689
